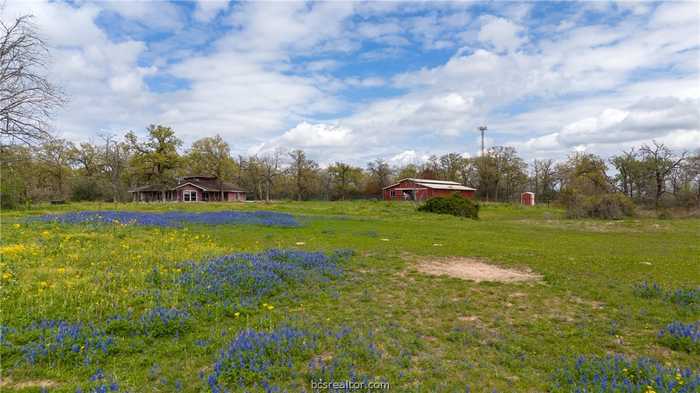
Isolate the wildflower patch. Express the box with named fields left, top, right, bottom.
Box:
left=34, top=210, right=300, bottom=227
left=207, top=325, right=382, bottom=392
left=6, top=320, right=114, bottom=367
left=178, top=249, right=348, bottom=308
left=551, top=354, right=700, bottom=393
left=658, top=321, right=700, bottom=354
left=633, top=282, right=700, bottom=311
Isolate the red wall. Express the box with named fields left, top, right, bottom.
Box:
left=383, top=180, right=475, bottom=201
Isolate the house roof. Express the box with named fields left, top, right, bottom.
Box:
left=382, top=178, right=476, bottom=191
left=128, top=184, right=165, bottom=193
left=129, top=176, right=246, bottom=193
left=175, top=178, right=245, bottom=192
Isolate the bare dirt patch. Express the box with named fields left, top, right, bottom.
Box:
left=0, top=379, right=58, bottom=390
left=414, top=257, right=541, bottom=283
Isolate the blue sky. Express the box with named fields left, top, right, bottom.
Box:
left=3, top=1, right=699, bottom=165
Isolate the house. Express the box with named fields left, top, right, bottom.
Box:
left=129, top=176, right=246, bottom=202
left=382, top=178, right=476, bottom=201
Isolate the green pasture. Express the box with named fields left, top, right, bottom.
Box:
left=0, top=201, right=698, bottom=392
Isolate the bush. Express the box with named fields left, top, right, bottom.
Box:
left=417, top=194, right=479, bottom=219
left=71, top=178, right=106, bottom=201
left=564, top=192, right=635, bottom=219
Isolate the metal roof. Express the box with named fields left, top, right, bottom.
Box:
left=382, top=178, right=476, bottom=191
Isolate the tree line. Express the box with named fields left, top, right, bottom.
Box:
left=1, top=14, right=699, bottom=210
left=1, top=124, right=698, bottom=210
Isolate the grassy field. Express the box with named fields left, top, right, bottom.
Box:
left=1, top=201, right=698, bottom=392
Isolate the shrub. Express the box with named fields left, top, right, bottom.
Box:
left=417, top=193, right=479, bottom=219
left=564, top=192, right=636, bottom=219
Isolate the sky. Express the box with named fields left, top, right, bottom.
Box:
left=3, top=0, right=699, bottom=166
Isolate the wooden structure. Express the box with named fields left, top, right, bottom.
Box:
left=521, top=192, right=535, bottom=206
left=382, top=178, right=476, bottom=201
left=129, top=176, right=246, bottom=202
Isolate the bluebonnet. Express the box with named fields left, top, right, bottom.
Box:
left=552, top=354, right=700, bottom=392
left=633, top=282, right=700, bottom=310
left=207, top=324, right=380, bottom=393
left=178, top=249, right=344, bottom=308
left=658, top=321, right=700, bottom=353
left=34, top=210, right=299, bottom=227
left=18, top=320, right=113, bottom=366
left=139, top=307, right=191, bottom=338
left=667, top=288, right=700, bottom=309
left=208, top=326, right=317, bottom=392
left=76, top=368, right=122, bottom=393
left=633, top=281, right=663, bottom=299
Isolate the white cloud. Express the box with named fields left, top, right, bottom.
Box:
left=4, top=1, right=698, bottom=165
left=518, top=97, right=700, bottom=157
left=477, top=16, right=525, bottom=53
left=278, top=122, right=355, bottom=148
left=194, top=0, right=229, bottom=22
left=389, top=150, right=430, bottom=166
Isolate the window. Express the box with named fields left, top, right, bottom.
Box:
left=183, top=190, right=197, bottom=202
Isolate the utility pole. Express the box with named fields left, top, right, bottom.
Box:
left=478, top=125, right=487, bottom=157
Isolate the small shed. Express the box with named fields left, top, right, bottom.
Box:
left=521, top=192, right=535, bottom=206
left=382, top=178, right=476, bottom=201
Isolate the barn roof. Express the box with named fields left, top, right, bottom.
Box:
left=382, top=178, right=476, bottom=191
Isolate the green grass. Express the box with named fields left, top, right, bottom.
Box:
left=1, top=201, right=698, bottom=392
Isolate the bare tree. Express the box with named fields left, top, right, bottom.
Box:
left=640, top=141, right=686, bottom=208
left=288, top=149, right=318, bottom=201
left=100, top=133, right=130, bottom=202
left=260, top=150, right=281, bottom=202
left=1, top=14, right=63, bottom=146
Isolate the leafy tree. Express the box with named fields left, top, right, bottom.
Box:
left=186, top=134, right=235, bottom=200
left=126, top=125, right=182, bottom=200
left=365, top=159, right=392, bottom=196
left=328, top=162, right=362, bottom=200
left=477, top=146, right=527, bottom=202
left=396, top=163, right=418, bottom=180
left=35, top=138, right=76, bottom=198
left=0, top=144, right=36, bottom=207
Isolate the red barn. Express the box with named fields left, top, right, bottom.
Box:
left=382, top=178, right=476, bottom=201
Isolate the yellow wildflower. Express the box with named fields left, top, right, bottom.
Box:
left=266, top=305, right=274, bottom=310
left=57, top=267, right=66, bottom=274
left=234, top=312, right=240, bottom=317
left=39, top=281, right=49, bottom=288
left=41, top=230, right=50, bottom=237
left=2, top=272, right=12, bottom=280
left=0, top=244, right=26, bottom=255
left=13, top=223, right=20, bottom=229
